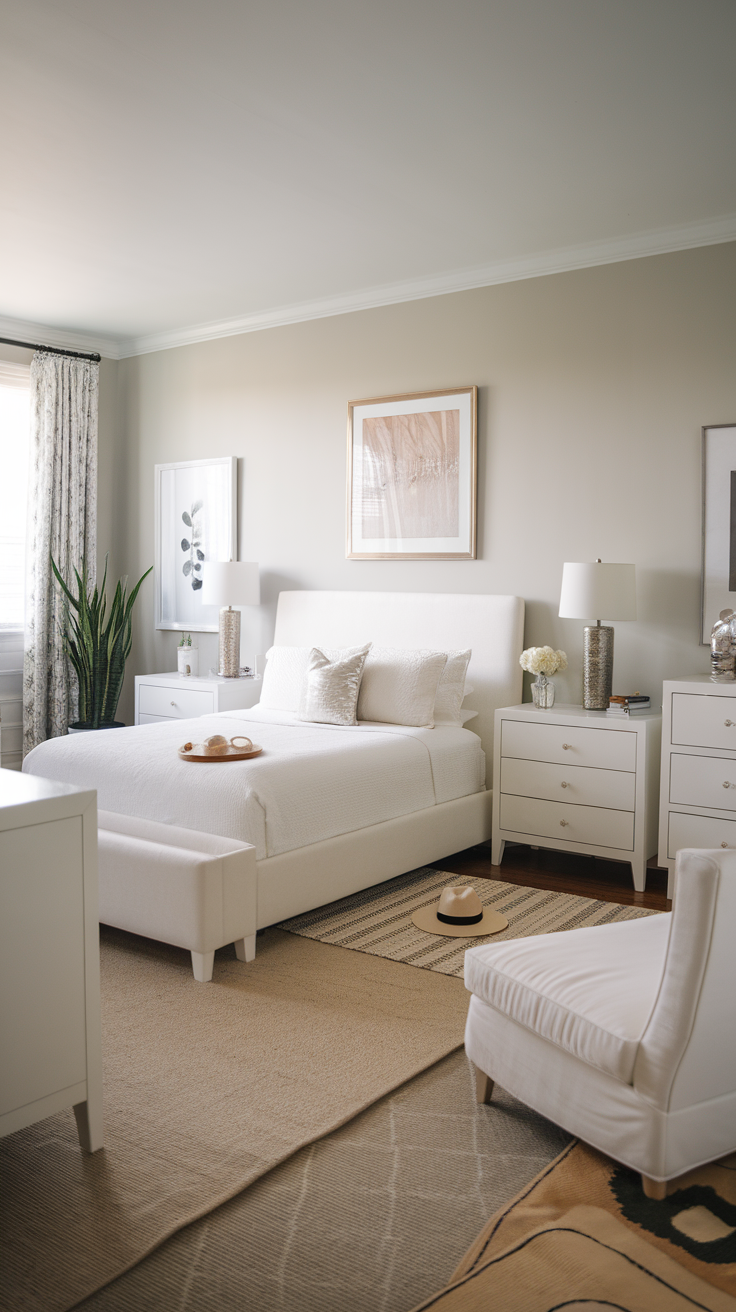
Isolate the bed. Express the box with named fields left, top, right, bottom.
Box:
left=23, top=590, right=524, bottom=979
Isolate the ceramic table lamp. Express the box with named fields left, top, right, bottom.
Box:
left=201, top=562, right=260, bottom=678
left=558, top=560, right=636, bottom=709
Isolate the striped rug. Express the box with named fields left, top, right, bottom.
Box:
left=278, top=867, right=657, bottom=977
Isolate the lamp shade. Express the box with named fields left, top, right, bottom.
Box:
left=558, top=562, right=636, bottom=621
left=201, top=561, right=260, bottom=607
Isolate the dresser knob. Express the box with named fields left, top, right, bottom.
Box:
left=560, top=819, right=569, bottom=827
left=725, top=782, right=732, bottom=789
left=561, top=781, right=568, bottom=788
left=722, top=841, right=730, bottom=848
left=170, top=701, right=177, bottom=707
left=726, top=720, right=734, bottom=727
left=562, top=743, right=571, bottom=750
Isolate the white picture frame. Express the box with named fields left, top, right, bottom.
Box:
left=701, top=424, right=736, bottom=644
left=347, top=386, right=477, bottom=560
left=155, top=457, right=237, bottom=631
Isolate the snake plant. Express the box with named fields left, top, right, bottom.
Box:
left=51, top=555, right=152, bottom=729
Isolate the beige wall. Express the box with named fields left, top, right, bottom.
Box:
left=115, top=242, right=736, bottom=725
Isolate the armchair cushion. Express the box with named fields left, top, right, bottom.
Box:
left=464, top=914, right=670, bottom=1084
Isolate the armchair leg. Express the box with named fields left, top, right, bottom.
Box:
left=475, top=1066, right=494, bottom=1105
left=641, top=1174, right=667, bottom=1200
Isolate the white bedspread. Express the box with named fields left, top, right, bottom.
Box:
left=23, top=706, right=485, bottom=860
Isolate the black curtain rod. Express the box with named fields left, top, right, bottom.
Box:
left=0, top=335, right=101, bottom=363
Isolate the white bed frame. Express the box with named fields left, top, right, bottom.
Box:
left=97, top=590, right=524, bottom=979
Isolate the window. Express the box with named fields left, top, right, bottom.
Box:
left=0, top=361, right=30, bottom=630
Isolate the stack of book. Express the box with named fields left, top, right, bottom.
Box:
left=607, top=694, right=651, bottom=715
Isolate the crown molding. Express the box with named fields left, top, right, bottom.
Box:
left=120, top=211, right=736, bottom=358
left=0, top=314, right=121, bottom=360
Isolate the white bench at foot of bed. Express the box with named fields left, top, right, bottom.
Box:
left=97, top=811, right=257, bottom=982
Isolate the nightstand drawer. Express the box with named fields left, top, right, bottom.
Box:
left=500, top=757, right=635, bottom=811
left=671, top=693, right=736, bottom=752
left=138, top=713, right=173, bottom=725
left=668, top=810, right=736, bottom=858
left=670, top=753, right=736, bottom=812
left=138, top=684, right=216, bottom=719
left=500, top=720, right=636, bottom=772
left=500, top=794, right=634, bottom=850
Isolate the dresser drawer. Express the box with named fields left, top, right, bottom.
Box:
left=500, top=757, right=635, bottom=811
left=670, top=752, right=736, bottom=813
left=138, top=712, right=173, bottom=725
left=671, top=693, right=736, bottom=752
left=138, top=684, right=216, bottom=719
left=499, top=794, right=635, bottom=850
left=668, top=810, right=736, bottom=858
left=500, top=720, right=636, bottom=772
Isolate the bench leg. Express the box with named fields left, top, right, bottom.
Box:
left=641, top=1174, right=667, bottom=1200
left=234, top=934, right=256, bottom=963
left=475, top=1066, right=494, bottom=1105
left=191, top=949, right=215, bottom=982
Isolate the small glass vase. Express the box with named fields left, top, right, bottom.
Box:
left=531, top=673, right=555, bottom=708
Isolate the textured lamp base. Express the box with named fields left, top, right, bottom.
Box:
left=218, top=606, right=241, bottom=678
left=583, top=625, right=614, bottom=710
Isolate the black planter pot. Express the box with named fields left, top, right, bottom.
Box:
left=67, top=721, right=126, bottom=734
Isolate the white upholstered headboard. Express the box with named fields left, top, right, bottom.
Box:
left=272, top=591, right=525, bottom=784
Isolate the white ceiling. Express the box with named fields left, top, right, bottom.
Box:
left=2, top=0, right=735, bottom=356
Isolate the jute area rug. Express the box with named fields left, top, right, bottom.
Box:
left=412, top=1141, right=736, bottom=1311
left=279, top=866, right=656, bottom=973
left=0, top=925, right=470, bottom=1312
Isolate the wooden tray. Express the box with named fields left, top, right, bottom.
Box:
left=179, top=739, right=263, bottom=763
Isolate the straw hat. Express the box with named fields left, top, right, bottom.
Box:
left=412, top=884, right=508, bottom=937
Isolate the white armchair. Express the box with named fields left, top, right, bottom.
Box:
left=464, top=849, right=736, bottom=1198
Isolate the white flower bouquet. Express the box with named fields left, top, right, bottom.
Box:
left=520, top=646, right=568, bottom=677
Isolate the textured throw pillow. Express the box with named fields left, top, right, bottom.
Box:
left=357, top=648, right=448, bottom=727
left=259, top=646, right=313, bottom=711
left=298, top=644, right=372, bottom=726
left=432, top=649, right=472, bottom=725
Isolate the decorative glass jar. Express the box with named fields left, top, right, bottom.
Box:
left=531, top=673, right=555, bottom=708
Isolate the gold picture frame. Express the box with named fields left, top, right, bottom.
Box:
left=346, top=386, right=477, bottom=560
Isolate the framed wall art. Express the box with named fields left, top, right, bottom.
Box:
left=701, top=424, right=736, bottom=644
left=155, top=456, right=237, bottom=631
left=347, top=386, right=477, bottom=560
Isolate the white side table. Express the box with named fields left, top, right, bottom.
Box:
left=492, top=703, right=662, bottom=892
left=0, top=770, right=102, bottom=1151
left=659, top=674, right=736, bottom=899
left=134, top=672, right=262, bottom=726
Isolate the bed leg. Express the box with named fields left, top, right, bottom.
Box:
left=191, top=950, right=215, bottom=982
left=234, top=934, right=256, bottom=963
left=641, top=1174, right=667, bottom=1200
left=475, top=1066, right=494, bottom=1105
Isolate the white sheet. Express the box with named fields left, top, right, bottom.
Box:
left=23, top=707, right=485, bottom=860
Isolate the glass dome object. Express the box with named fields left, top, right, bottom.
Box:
left=710, top=609, right=736, bottom=680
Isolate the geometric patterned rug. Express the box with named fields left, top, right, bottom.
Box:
left=279, top=866, right=658, bottom=978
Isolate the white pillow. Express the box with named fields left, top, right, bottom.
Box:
left=260, top=646, right=312, bottom=711
left=432, top=649, right=472, bottom=725
left=357, top=648, right=448, bottom=728
left=298, top=644, right=371, bottom=726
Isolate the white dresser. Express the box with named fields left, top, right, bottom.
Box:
left=0, top=770, right=103, bottom=1151
left=492, top=703, right=662, bottom=892
left=658, top=674, right=736, bottom=898
left=134, top=672, right=262, bottom=725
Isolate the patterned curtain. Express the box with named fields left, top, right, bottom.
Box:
left=23, top=352, right=98, bottom=753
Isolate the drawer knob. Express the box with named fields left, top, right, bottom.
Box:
left=559, top=819, right=569, bottom=827
left=725, top=782, right=733, bottom=789
left=562, top=743, right=571, bottom=750
left=726, top=720, right=734, bottom=728
left=170, top=701, right=177, bottom=707
left=561, top=781, right=568, bottom=788
left=722, top=841, right=730, bottom=848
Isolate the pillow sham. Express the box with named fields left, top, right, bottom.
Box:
left=432, top=649, right=472, bottom=725
left=357, top=648, right=448, bottom=728
left=298, top=644, right=372, bottom=726
left=259, top=646, right=312, bottom=711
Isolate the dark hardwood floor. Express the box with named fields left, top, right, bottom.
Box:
left=430, top=841, right=670, bottom=911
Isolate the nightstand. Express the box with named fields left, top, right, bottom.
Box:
left=134, top=672, right=262, bottom=725
left=492, top=703, right=662, bottom=892
left=659, top=674, right=736, bottom=899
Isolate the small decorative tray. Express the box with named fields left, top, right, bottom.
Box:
left=179, top=734, right=263, bottom=763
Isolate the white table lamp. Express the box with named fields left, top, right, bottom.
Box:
left=201, top=562, right=260, bottom=678
left=558, top=560, right=636, bottom=709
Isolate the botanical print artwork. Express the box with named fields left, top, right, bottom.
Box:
left=360, top=408, right=460, bottom=539
left=181, top=499, right=204, bottom=590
